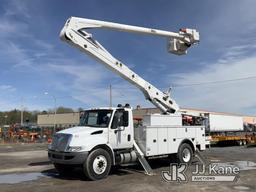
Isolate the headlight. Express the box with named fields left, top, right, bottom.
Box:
left=66, top=146, right=82, bottom=152
left=51, top=133, right=72, bottom=152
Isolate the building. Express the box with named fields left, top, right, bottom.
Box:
left=37, top=112, right=80, bottom=129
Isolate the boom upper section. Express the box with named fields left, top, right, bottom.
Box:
left=60, top=17, right=199, bottom=113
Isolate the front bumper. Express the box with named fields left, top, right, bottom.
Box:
left=48, top=150, right=88, bottom=165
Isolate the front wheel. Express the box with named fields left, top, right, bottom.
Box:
left=176, top=143, right=193, bottom=164
left=83, top=149, right=112, bottom=180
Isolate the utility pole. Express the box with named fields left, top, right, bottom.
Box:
left=109, top=84, right=112, bottom=107
left=53, top=95, right=56, bottom=134
left=4, top=114, right=8, bottom=125
left=44, top=92, right=57, bottom=134
left=20, top=97, right=24, bottom=126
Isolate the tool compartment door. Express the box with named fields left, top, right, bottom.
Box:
left=146, top=127, right=158, bottom=156
left=157, top=127, right=168, bottom=154
left=168, top=127, right=178, bottom=153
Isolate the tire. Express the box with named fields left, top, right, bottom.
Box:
left=238, top=140, right=243, bottom=146
left=54, top=163, right=73, bottom=176
left=176, top=143, right=193, bottom=164
left=83, top=148, right=112, bottom=180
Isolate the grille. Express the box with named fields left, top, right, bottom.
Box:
left=51, top=133, right=72, bottom=152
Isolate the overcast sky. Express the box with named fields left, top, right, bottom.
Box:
left=0, top=0, right=256, bottom=115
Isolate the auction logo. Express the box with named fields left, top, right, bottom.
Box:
left=162, top=163, right=187, bottom=182
left=162, top=163, right=239, bottom=183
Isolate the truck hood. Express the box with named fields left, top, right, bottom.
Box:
left=57, top=126, right=108, bottom=150
left=58, top=126, right=105, bottom=135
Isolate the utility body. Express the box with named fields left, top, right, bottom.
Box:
left=48, top=17, right=206, bottom=180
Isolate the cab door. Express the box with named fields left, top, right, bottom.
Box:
left=108, top=109, right=133, bottom=149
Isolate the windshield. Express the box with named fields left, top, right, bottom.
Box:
left=79, top=110, right=113, bottom=128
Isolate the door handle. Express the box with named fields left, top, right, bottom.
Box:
left=127, top=134, right=131, bottom=141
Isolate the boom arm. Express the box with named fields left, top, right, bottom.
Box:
left=60, top=17, right=199, bottom=113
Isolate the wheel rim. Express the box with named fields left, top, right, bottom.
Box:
left=92, top=155, right=107, bottom=175
left=182, top=148, right=191, bottom=162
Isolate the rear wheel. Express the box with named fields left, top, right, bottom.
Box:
left=83, top=149, right=112, bottom=180
left=176, top=143, right=193, bottom=164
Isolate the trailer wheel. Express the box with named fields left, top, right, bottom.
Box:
left=83, top=148, right=112, bottom=180
left=238, top=140, right=243, bottom=146
left=177, top=143, right=193, bottom=164
left=54, top=163, right=73, bottom=176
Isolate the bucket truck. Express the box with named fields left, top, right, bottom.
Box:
left=48, top=17, right=206, bottom=180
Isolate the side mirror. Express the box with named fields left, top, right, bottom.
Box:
left=123, top=111, right=129, bottom=127
left=111, top=116, right=118, bottom=129
left=111, top=110, right=129, bottom=129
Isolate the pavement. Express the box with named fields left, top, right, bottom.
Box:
left=0, top=143, right=255, bottom=192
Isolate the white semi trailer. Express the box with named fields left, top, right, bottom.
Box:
left=48, top=17, right=206, bottom=180
left=206, top=114, right=243, bottom=132
left=203, top=113, right=246, bottom=145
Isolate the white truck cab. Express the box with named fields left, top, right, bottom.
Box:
left=48, top=105, right=134, bottom=179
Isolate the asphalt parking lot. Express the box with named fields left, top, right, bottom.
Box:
left=0, top=143, right=255, bottom=192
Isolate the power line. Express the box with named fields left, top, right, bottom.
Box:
left=172, top=75, right=256, bottom=88
left=100, top=75, right=256, bottom=90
